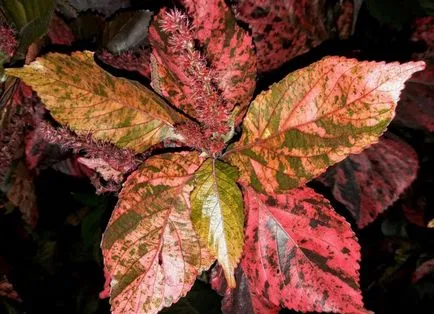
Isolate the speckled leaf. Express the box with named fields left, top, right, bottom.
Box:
left=101, top=152, right=214, bottom=314
left=395, top=63, right=434, bottom=132
left=225, top=56, right=425, bottom=194
left=181, top=0, right=256, bottom=111
left=242, top=186, right=367, bottom=313
left=231, top=0, right=355, bottom=72
left=318, top=135, right=418, bottom=228
left=210, top=265, right=279, bottom=314
left=191, top=159, right=244, bottom=288
left=6, top=51, right=183, bottom=153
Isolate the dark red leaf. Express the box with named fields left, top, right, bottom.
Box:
left=211, top=265, right=279, bottom=314
left=98, top=48, right=151, bottom=79
left=395, top=63, right=434, bottom=132
left=47, top=14, right=75, bottom=46
left=241, top=186, right=367, bottom=313
left=231, top=0, right=354, bottom=72
left=412, top=259, right=434, bottom=283
left=318, top=135, right=418, bottom=228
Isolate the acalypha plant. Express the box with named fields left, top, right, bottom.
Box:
left=4, top=0, right=426, bottom=313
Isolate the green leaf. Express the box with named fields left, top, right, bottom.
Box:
left=191, top=159, right=244, bottom=288
left=6, top=51, right=184, bottom=152
left=224, top=56, right=425, bottom=194
left=1, top=0, right=55, bottom=59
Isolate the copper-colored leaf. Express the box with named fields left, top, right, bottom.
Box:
left=6, top=51, right=183, bottom=153
left=191, top=159, right=244, bottom=288
left=101, top=152, right=214, bottom=314
left=242, top=186, right=367, bottom=313
left=318, top=135, right=418, bottom=228
left=225, top=56, right=425, bottom=194
left=231, top=0, right=355, bottom=72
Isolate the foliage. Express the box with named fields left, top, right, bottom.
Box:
left=0, top=1, right=433, bottom=314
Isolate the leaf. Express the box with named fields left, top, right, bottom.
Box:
left=191, top=159, right=244, bottom=288
left=0, top=78, right=39, bottom=227
left=318, top=135, right=418, bottom=228
left=47, top=14, right=75, bottom=46
left=101, top=152, right=214, bottom=314
left=395, top=63, right=434, bottom=132
left=0, top=277, right=21, bottom=302
left=103, top=10, right=152, bottom=55
left=181, top=0, right=257, bottom=111
left=6, top=51, right=183, bottom=152
left=56, top=0, right=131, bottom=18
left=225, top=56, right=425, bottom=194
left=1, top=0, right=55, bottom=60
left=211, top=265, right=279, bottom=314
left=242, top=186, right=367, bottom=313
left=231, top=0, right=355, bottom=72
left=412, top=259, right=434, bottom=284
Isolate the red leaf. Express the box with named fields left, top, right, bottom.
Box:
left=211, top=265, right=279, bottom=314
left=98, top=48, right=151, bottom=79
left=231, top=0, right=354, bottom=72
left=47, top=14, right=75, bottom=46
left=412, top=259, right=434, bottom=284
left=241, top=186, right=367, bottom=313
left=395, top=63, right=434, bottom=132
left=318, top=135, right=418, bottom=228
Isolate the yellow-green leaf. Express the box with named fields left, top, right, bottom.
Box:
left=191, top=159, right=244, bottom=288
left=101, top=152, right=214, bottom=314
left=6, top=51, right=182, bottom=152
left=224, top=56, right=425, bottom=194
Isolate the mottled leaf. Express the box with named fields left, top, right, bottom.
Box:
left=231, top=0, right=355, bottom=72
left=101, top=152, right=213, bottom=314
left=242, top=186, right=367, bottom=313
left=395, top=63, right=434, bottom=132
left=181, top=0, right=257, bottom=110
left=6, top=51, right=183, bottom=152
left=191, top=159, right=244, bottom=288
left=225, top=56, right=425, bottom=194
left=211, top=265, right=279, bottom=314
left=318, top=135, right=418, bottom=228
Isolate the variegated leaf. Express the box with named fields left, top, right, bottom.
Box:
left=225, top=56, right=425, bottom=194
left=101, top=152, right=214, bottom=314
left=6, top=51, right=183, bottom=153
left=319, top=135, right=418, bottom=228
left=191, top=159, right=244, bottom=288
left=242, top=186, right=367, bottom=313
left=181, top=0, right=256, bottom=112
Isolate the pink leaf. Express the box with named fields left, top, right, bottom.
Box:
left=231, top=0, right=355, bottom=72
left=241, top=186, right=368, bottom=313
left=318, top=135, right=418, bottom=228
